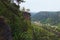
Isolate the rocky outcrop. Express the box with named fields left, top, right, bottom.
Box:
left=0, top=16, right=12, bottom=40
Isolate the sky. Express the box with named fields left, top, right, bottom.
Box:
left=20, top=0, right=60, bottom=12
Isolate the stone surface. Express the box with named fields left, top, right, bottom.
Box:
left=0, top=16, right=12, bottom=40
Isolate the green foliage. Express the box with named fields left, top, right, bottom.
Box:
left=31, top=11, right=60, bottom=25
left=0, top=1, right=32, bottom=40
left=32, top=24, right=60, bottom=40
left=1, top=0, right=60, bottom=40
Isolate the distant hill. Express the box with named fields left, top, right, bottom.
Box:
left=31, top=11, right=60, bottom=25
left=30, top=12, right=37, bottom=17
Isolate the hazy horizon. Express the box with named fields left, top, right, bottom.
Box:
left=20, top=0, right=60, bottom=12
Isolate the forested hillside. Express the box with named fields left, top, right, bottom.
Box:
left=0, top=0, right=32, bottom=40
left=31, top=11, right=60, bottom=25
left=32, top=24, right=60, bottom=40
left=0, top=0, right=60, bottom=40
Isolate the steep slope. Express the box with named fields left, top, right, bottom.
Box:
left=32, top=24, right=60, bottom=40
left=0, top=0, right=31, bottom=40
